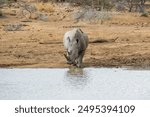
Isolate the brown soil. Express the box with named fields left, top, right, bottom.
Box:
left=0, top=3, right=150, bottom=68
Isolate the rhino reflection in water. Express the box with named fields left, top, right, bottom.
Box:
left=66, top=68, right=85, bottom=78
left=63, top=28, right=88, bottom=67
left=64, top=68, right=89, bottom=89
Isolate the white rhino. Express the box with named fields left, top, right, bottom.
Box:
left=63, top=28, right=88, bottom=67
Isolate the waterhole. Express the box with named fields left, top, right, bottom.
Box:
left=0, top=68, right=150, bottom=100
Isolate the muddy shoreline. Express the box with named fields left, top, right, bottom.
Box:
left=0, top=8, right=150, bottom=68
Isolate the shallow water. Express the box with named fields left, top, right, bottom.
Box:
left=0, top=68, right=150, bottom=100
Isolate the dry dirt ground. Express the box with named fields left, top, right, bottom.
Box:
left=0, top=3, right=150, bottom=68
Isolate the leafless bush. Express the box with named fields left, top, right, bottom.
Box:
left=115, top=1, right=126, bottom=11
left=18, top=1, right=37, bottom=19
left=38, top=13, right=49, bottom=21
left=73, top=8, right=112, bottom=23
left=3, top=23, right=23, bottom=31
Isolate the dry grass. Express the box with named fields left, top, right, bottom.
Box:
left=106, top=12, right=150, bottom=25
left=36, top=2, right=55, bottom=13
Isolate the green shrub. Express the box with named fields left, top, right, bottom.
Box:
left=141, top=12, right=149, bottom=17
left=0, top=0, right=8, bottom=4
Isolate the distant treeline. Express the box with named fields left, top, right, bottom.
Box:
left=1, top=0, right=150, bottom=12
left=38, top=0, right=150, bottom=12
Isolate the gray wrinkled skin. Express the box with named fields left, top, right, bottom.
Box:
left=63, top=28, right=88, bottom=67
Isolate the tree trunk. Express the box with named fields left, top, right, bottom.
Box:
left=101, top=0, right=104, bottom=11
left=140, top=0, right=145, bottom=13
left=128, top=0, right=133, bottom=12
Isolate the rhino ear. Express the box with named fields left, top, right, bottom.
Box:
left=67, top=37, right=70, bottom=42
left=76, top=38, right=79, bottom=43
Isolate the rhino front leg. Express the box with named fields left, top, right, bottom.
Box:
left=64, top=53, right=72, bottom=64
left=76, top=50, right=85, bottom=68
